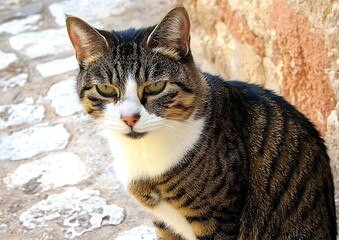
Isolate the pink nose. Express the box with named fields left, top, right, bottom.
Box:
left=121, top=115, right=140, bottom=127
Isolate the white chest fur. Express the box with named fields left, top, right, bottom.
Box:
left=104, top=117, right=203, bottom=239
left=148, top=201, right=196, bottom=240
left=103, top=117, right=204, bottom=185
left=101, top=77, right=204, bottom=238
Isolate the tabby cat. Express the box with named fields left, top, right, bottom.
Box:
left=66, top=5, right=337, bottom=240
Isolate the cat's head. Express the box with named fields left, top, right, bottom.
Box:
left=66, top=6, right=207, bottom=140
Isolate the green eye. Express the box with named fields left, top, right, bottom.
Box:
left=96, top=84, right=119, bottom=98
left=144, top=81, right=166, bottom=95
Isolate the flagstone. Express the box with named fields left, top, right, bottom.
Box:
left=0, top=123, right=69, bottom=160
left=20, top=187, right=125, bottom=239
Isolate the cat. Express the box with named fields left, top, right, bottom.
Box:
left=66, top=5, right=337, bottom=240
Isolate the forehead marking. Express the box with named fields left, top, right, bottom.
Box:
left=124, top=75, right=139, bottom=101
left=119, top=75, right=140, bottom=117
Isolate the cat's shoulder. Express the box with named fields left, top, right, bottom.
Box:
left=204, top=73, right=278, bottom=101
left=227, top=80, right=279, bottom=101
left=203, top=72, right=283, bottom=103
left=204, top=74, right=321, bottom=140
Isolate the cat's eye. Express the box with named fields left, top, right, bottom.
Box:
left=96, top=84, right=119, bottom=98
left=144, top=81, right=166, bottom=95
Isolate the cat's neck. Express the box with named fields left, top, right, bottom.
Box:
left=103, top=117, right=205, bottom=186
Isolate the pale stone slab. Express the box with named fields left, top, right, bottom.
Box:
left=49, top=0, right=131, bottom=26
left=115, top=226, right=157, bottom=240
left=0, top=123, right=69, bottom=160
left=0, top=50, right=17, bottom=70
left=20, top=187, right=125, bottom=239
left=36, top=56, right=78, bottom=77
left=45, top=79, right=83, bottom=117
left=9, top=29, right=72, bottom=59
left=1, top=2, right=42, bottom=22
left=0, top=73, right=28, bottom=91
left=0, top=223, right=8, bottom=234
left=4, top=152, right=87, bottom=191
left=0, top=97, right=45, bottom=129
left=0, top=0, right=20, bottom=10
left=0, top=14, right=41, bottom=34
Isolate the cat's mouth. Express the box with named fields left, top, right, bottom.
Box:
left=125, top=130, right=147, bottom=139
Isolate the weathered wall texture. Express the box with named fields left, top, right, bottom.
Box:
left=178, top=0, right=339, bottom=197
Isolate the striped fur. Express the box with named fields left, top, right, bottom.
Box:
left=66, top=5, right=337, bottom=240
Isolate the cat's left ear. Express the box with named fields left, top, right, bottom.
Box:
left=147, top=5, right=190, bottom=59
left=66, top=15, right=109, bottom=66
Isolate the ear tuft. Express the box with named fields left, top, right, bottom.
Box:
left=147, top=5, right=191, bottom=59
left=66, top=16, right=108, bottom=66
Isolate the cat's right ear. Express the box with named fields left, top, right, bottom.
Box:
left=147, top=5, right=191, bottom=59
left=66, top=16, right=108, bottom=67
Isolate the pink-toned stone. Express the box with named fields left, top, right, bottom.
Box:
left=218, top=0, right=266, bottom=58
left=269, top=0, right=336, bottom=135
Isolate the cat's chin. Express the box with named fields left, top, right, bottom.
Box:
left=125, top=131, right=147, bottom=139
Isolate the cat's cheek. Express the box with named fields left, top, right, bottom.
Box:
left=163, top=108, right=195, bottom=121
left=128, top=106, right=159, bottom=133
left=144, top=94, right=196, bottom=121
left=99, top=104, right=131, bottom=134
left=146, top=105, right=174, bottom=121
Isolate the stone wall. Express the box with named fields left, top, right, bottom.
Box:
left=177, top=0, right=339, bottom=198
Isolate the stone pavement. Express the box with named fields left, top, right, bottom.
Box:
left=0, top=0, right=172, bottom=239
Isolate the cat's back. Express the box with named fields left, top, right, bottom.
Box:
left=205, top=74, right=336, bottom=239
